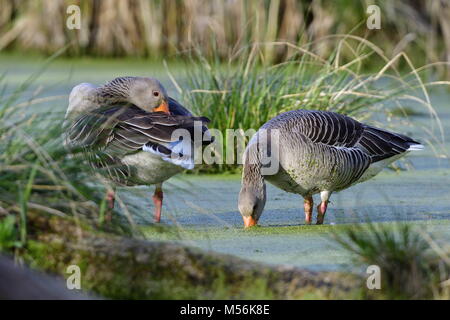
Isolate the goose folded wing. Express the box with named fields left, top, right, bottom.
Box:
left=357, top=125, right=422, bottom=162
left=294, top=111, right=422, bottom=163
left=295, top=110, right=364, bottom=147
left=66, top=105, right=210, bottom=167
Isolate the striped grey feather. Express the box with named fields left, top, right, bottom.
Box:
left=269, top=110, right=364, bottom=148
left=265, top=109, right=420, bottom=162
left=357, top=125, right=420, bottom=162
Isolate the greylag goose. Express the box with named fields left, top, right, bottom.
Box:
left=238, top=109, right=423, bottom=227
left=64, top=76, right=211, bottom=222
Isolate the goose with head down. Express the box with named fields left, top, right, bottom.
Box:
left=238, top=109, right=423, bottom=227
left=65, top=76, right=211, bottom=222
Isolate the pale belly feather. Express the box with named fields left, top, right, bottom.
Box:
left=265, top=163, right=324, bottom=197
left=121, top=152, right=183, bottom=185
left=263, top=143, right=350, bottom=197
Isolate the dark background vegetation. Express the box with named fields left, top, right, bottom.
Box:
left=0, top=1, right=449, bottom=73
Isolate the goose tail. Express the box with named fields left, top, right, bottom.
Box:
left=407, top=143, right=424, bottom=151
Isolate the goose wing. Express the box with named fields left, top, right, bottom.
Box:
left=287, top=110, right=364, bottom=148
left=356, top=125, right=422, bottom=162
left=276, top=110, right=422, bottom=189
left=66, top=105, right=210, bottom=180
left=285, top=110, right=421, bottom=163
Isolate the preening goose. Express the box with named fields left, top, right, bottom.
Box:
left=238, top=109, right=423, bottom=227
left=65, top=76, right=211, bottom=222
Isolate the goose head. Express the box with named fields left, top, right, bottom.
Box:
left=238, top=184, right=266, bottom=228
left=102, top=76, right=170, bottom=113
left=128, top=77, right=169, bottom=113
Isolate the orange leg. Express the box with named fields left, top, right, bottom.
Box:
left=316, top=201, right=328, bottom=225
left=106, top=190, right=115, bottom=209
left=152, top=184, right=163, bottom=223
left=105, top=189, right=115, bottom=222
left=304, top=196, right=313, bottom=225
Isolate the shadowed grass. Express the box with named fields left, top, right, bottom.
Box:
left=1, top=0, right=450, bottom=79
left=0, top=215, right=21, bottom=251
left=332, top=222, right=450, bottom=299
left=0, top=57, right=138, bottom=247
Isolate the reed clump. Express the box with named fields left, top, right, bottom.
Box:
left=0, top=0, right=449, bottom=77
left=333, top=222, right=450, bottom=299
left=0, top=66, right=133, bottom=247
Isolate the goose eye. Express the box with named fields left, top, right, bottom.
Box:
left=152, top=91, right=160, bottom=97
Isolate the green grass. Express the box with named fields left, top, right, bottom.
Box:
left=333, top=222, right=450, bottom=299
left=0, top=215, right=21, bottom=251
left=2, top=0, right=450, bottom=78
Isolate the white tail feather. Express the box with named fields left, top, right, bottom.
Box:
left=407, top=144, right=424, bottom=151
left=142, top=141, right=194, bottom=170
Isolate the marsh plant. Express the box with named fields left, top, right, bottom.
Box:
left=333, top=222, right=450, bottom=299
left=0, top=65, right=136, bottom=247
left=1, top=0, right=449, bottom=78
left=0, top=215, right=21, bottom=252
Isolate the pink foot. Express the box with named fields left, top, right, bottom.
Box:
left=152, top=188, right=163, bottom=223
left=316, top=201, right=328, bottom=225
left=304, top=196, right=313, bottom=225
left=105, top=190, right=115, bottom=222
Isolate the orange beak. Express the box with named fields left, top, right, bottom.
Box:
left=243, top=216, right=258, bottom=228
left=154, top=100, right=169, bottom=114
